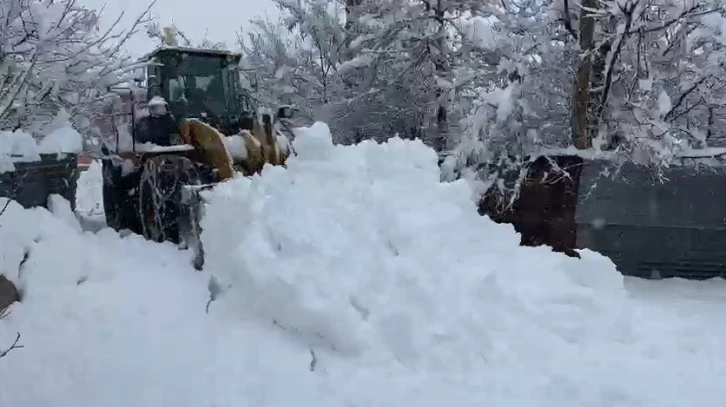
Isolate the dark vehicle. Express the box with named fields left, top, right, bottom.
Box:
left=100, top=45, right=292, bottom=269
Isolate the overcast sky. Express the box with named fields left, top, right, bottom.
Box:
left=81, top=0, right=278, bottom=57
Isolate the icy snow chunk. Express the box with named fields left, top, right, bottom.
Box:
left=1, top=118, right=83, bottom=172
left=465, top=16, right=499, bottom=50
left=148, top=96, right=168, bottom=106
left=0, top=129, right=42, bottom=172
left=495, top=87, right=514, bottom=122
left=38, top=122, right=83, bottom=154
left=337, top=54, right=375, bottom=74
left=36, top=109, right=83, bottom=154
left=292, top=122, right=334, bottom=160
left=638, top=79, right=653, bottom=91
left=658, top=90, right=672, bottom=115
left=276, top=134, right=291, bottom=154
left=76, top=160, right=104, bottom=217
left=478, top=87, right=514, bottom=123
left=0, top=160, right=13, bottom=173
left=223, top=134, right=248, bottom=159
left=701, top=12, right=724, bottom=29
left=0, top=130, right=40, bottom=159
left=0, top=198, right=87, bottom=288
left=47, top=194, right=83, bottom=234
left=435, top=76, right=453, bottom=90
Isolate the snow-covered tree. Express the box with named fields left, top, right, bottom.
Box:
left=238, top=0, right=355, bottom=134
left=237, top=0, right=726, bottom=190
left=440, top=0, right=577, bottom=178
left=239, top=14, right=331, bottom=123
left=322, top=0, right=466, bottom=147
left=0, top=0, right=152, bottom=140
left=600, top=0, right=726, bottom=164
left=239, top=0, right=491, bottom=146
left=444, top=0, right=726, bottom=188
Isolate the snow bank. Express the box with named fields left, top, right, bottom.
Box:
left=0, top=118, right=83, bottom=172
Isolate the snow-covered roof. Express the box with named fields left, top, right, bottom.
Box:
left=148, top=96, right=167, bottom=106
left=138, top=45, right=242, bottom=62
left=1, top=122, right=83, bottom=172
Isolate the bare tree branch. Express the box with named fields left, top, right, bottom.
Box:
left=0, top=308, right=23, bottom=359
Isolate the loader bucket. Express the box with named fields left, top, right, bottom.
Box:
left=171, top=115, right=292, bottom=271
left=179, top=119, right=235, bottom=181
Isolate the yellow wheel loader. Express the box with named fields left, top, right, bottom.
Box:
left=99, top=45, right=293, bottom=270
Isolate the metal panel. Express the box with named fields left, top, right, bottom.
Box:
left=0, top=154, right=79, bottom=211
left=576, top=160, right=726, bottom=279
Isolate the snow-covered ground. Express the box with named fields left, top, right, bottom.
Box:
left=2, top=122, right=726, bottom=407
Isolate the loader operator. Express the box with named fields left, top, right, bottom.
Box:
left=135, top=97, right=180, bottom=146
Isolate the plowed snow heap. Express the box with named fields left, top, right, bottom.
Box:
left=200, top=123, right=632, bottom=393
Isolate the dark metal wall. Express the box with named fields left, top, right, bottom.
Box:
left=0, top=154, right=79, bottom=211
left=576, top=161, right=726, bottom=279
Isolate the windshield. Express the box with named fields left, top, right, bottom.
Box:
left=165, top=54, right=236, bottom=118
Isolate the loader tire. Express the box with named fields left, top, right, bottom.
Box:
left=101, top=159, right=122, bottom=231
left=138, top=155, right=201, bottom=244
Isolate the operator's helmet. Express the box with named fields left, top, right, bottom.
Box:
left=148, top=96, right=169, bottom=117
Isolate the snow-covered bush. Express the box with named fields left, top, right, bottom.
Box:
left=0, top=0, right=152, bottom=142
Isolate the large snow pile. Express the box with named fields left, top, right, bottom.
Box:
left=200, top=123, right=726, bottom=405
left=202, top=122, right=631, bottom=368
left=2, top=122, right=726, bottom=406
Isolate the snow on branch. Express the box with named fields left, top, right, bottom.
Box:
left=0, top=0, right=155, bottom=139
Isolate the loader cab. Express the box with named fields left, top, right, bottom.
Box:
left=141, top=47, right=253, bottom=134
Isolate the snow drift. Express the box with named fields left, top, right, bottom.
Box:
left=2, top=122, right=726, bottom=406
